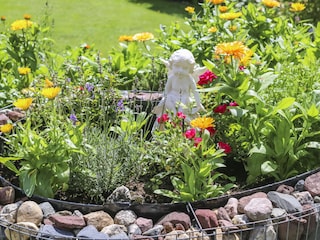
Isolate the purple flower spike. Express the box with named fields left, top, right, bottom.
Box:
left=70, top=113, right=77, bottom=125
left=85, top=83, right=94, bottom=92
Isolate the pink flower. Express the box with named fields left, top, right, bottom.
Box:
left=194, top=137, right=202, bottom=147
left=184, top=128, right=196, bottom=139
left=214, top=104, right=228, bottom=114
left=218, top=142, right=232, bottom=154
left=206, top=126, right=216, bottom=136
left=198, top=70, right=218, bottom=86
left=177, top=112, right=186, bottom=119
left=239, top=66, right=246, bottom=71
left=229, top=101, right=239, bottom=107
left=157, top=113, right=169, bottom=124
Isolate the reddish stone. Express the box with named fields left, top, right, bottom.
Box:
left=49, top=214, right=86, bottom=229
left=238, top=192, right=268, bottom=213
left=0, top=186, right=15, bottom=205
left=276, top=184, right=294, bottom=194
left=305, top=172, right=320, bottom=196
left=194, top=209, right=218, bottom=229
left=156, top=212, right=191, bottom=230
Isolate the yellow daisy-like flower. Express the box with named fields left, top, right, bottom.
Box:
left=0, top=124, right=13, bottom=133
left=11, top=19, right=33, bottom=31
left=185, top=6, right=195, bottom=14
left=229, top=25, right=237, bottom=31
left=118, top=35, right=133, bottom=42
left=190, top=117, right=215, bottom=130
left=215, top=41, right=248, bottom=61
left=219, top=6, right=228, bottom=12
left=41, top=87, right=61, bottom=99
left=290, top=3, right=305, bottom=12
left=262, top=0, right=280, bottom=8
left=18, top=67, right=31, bottom=75
left=207, top=0, right=224, bottom=5
left=219, top=12, right=242, bottom=20
left=132, top=32, right=154, bottom=42
left=13, top=98, right=33, bottom=111
left=240, top=49, right=254, bottom=66
left=44, top=78, right=54, bottom=88
left=208, top=26, right=218, bottom=33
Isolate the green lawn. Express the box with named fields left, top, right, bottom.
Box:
left=1, top=0, right=189, bottom=54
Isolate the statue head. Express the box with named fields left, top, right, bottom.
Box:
left=163, top=49, right=196, bottom=75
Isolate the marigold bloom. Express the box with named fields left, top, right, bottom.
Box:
left=290, top=3, right=305, bottom=12
left=190, top=116, right=215, bottom=130
left=41, top=87, right=61, bottom=99
left=240, top=48, right=253, bottom=66
left=218, top=142, right=232, bottom=153
left=185, top=6, right=195, bottom=14
left=219, top=12, right=242, bottom=20
left=0, top=123, right=13, bottom=133
left=207, top=0, right=224, bottom=5
left=18, top=67, right=31, bottom=75
left=118, top=35, right=133, bottom=42
left=11, top=19, right=33, bottom=30
left=262, top=0, right=280, bottom=8
left=215, top=41, right=248, bottom=61
left=219, top=6, right=228, bottom=12
left=13, top=98, right=33, bottom=110
left=208, top=26, right=218, bottom=33
left=132, top=32, right=154, bottom=42
left=229, top=25, right=237, bottom=31
left=44, top=78, right=54, bottom=88
left=1, top=16, right=6, bottom=21
left=23, top=14, right=31, bottom=20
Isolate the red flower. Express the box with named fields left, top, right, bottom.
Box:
left=177, top=112, right=186, bottom=119
left=229, top=101, right=239, bottom=107
left=239, top=66, right=246, bottom=71
left=184, top=128, right=196, bottom=139
left=218, top=142, right=232, bottom=154
left=214, top=104, right=228, bottom=114
left=157, top=113, right=170, bottom=124
left=206, top=126, right=216, bottom=136
left=194, top=137, right=202, bottom=147
left=198, top=70, right=218, bottom=86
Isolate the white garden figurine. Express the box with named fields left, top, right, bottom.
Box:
left=152, top=49, right=206, bottom=130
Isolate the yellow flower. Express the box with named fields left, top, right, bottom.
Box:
left=18, top=67, right=31, bottom=75
left=0, top=124, right=13, bottom=134
left=290, top=3, right=305, bottom=12
left=13, top=98, right=33, bottom=110
left=45, top=78, right=54, bottom=88
left=262, top=0, right=280, bottom=8
left=11, top=19, right=33, bottom=30
left=185, top=6, right=195, bottom=14
left=229, top=25, right=237, bottom=31
left=208, top=26, right=218, bottom=33
left=1, top=16, right=6, bottom=21
left=240, top=49, right=254, bottom=66
left=41, top=87, right=61, bottom=99
left=215, top=41, right=248, bottom=61
left=132, top=32, right=154, bottom=42
left=190, top=117, right=215, bottom=130
left=23, top=14, right=31, bottom=20
left=219, top=6, right=228, bottom=12
left=207, top=0, right=224, bottom=5
left=118, top=35, right=133, bottom=42
left=219, top=12, right=242, bottom=20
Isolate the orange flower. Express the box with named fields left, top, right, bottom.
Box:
left=185, top=6, right=195, bottom=14
left=229, top=25, right=237, bottom=31
left=23, top=14, right=31, bottom=20
left=1, top=16, right=6, bottom=21
left=215, top=41, right=248, bottom=61
left=44, top=78, right=54, bottom=88
left=118, top=35, right=133, bottom=42
left=13, top=98, right=33, bottom=110
left=11, top=19, right=33, bottom=30
left=219, top=6, right=228, bottom=12
left=207, top=0, right=224, bottom=5
left=262, top=0, right=280, bottom=8
left=190, top=117, right=215, bottom=130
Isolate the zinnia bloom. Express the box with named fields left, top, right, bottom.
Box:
left=18, top=67, right=31, bottom=75
left=207, top=0, right=224, bottom=5
left=41, top=87, right=61, bottom=99
left=206, top=126, right=216, bottom=136
left=190, top=116, right=215, bottom=130
left=0, top=123, right=13, bottom=133
left=157, top=113, right=170, bottom=124
left=11, top=19, right=33, bottom=30
left=194, top=137, right=203, bottom=147
left=132, top=32, right=154, bottom=42
left=177, top=112, right=186, bottom=119
left=229, top=101, right=239, bottom=107
left=290, top=3, right=305, bottom=12
left=118, top=35, right=133, bottom=42
left=184, top=128, right=196, bottom=139
left=185, top=6, right=195, bottom=14
left=198, top=70, right=218, bottom=86
left=215, top=41, right=248, bottom=61
left=219, top=12, right=242, bottom=20
left=208, top=26, right=218, bottom=33
left=44, top=78, right=54, bottom=88
left=219, top=6, right=228, bottom=12
left=214, top=104, right=228, bottom=114
left=261, top=0, right=280, bottom=8
left=218, top=142, right=232, bottom=153
left=13, top=98, right=33, bottom=111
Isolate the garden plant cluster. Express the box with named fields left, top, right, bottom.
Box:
left=0, top=0, right=320, bottom=204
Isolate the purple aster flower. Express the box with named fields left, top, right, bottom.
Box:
left=116, top=99, right=124, bottom=112
left=70, top=113, right=77, bottom=125
left=85, top=83, right=94, bottom=92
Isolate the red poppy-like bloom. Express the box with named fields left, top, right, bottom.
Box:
left=229, top=101, right=239, bottom=107
left=157, top=113, right=170, bottom=124
left=198, top=70, right=218, bottom=86
left=177, top=112, right=186, bottom=119
left=218, top=142, right=232, bottom=153
left=206, top=126, right=216, bottom=136
left=184, top=128, right=196, bottom=139
left=214, top=104, right=228, bottom=114
left=194, top=137, right=202, bottom=147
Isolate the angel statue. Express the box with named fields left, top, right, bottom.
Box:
left=152, top=49, right=206, bottom=130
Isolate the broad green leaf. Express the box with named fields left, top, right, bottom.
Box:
left=261, top=161, right=277, bottom=174
left=307, top=104, right=319, bottom=118
left=272, top=97, right=295, bottom=114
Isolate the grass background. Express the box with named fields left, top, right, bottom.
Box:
left=1, top=0, right=189, bottom=55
